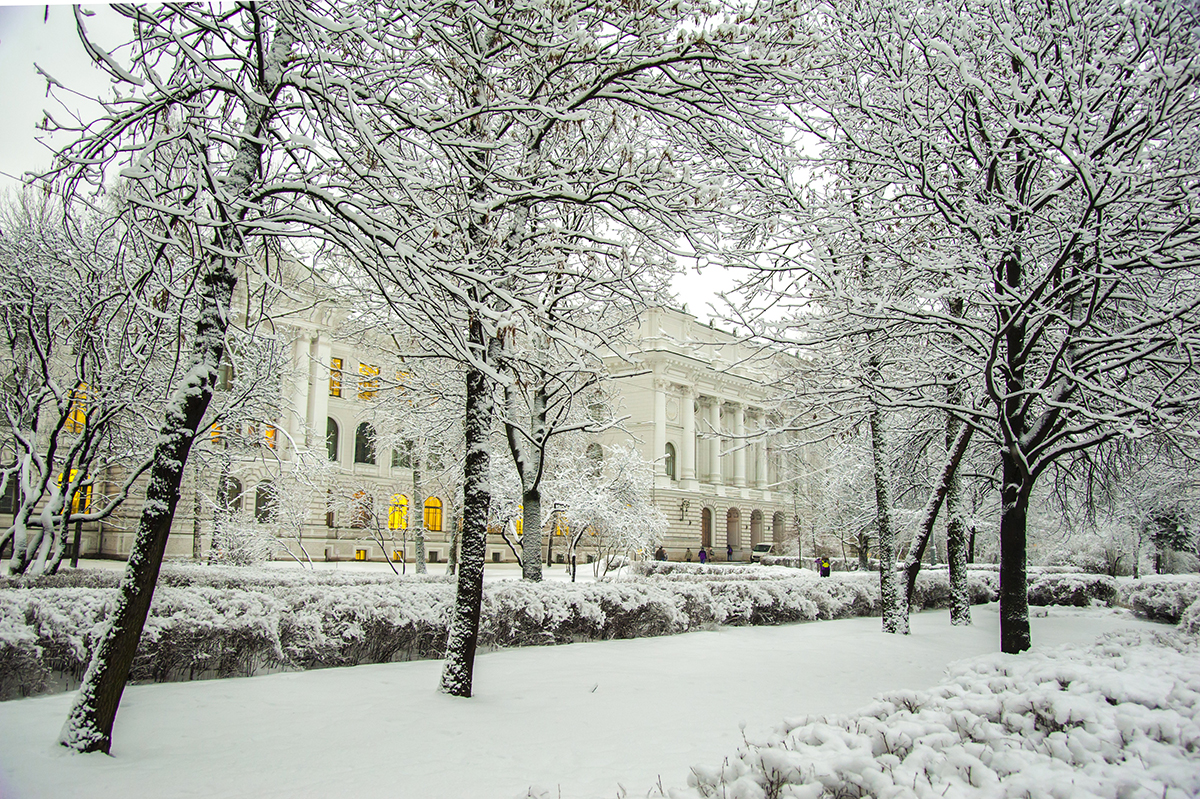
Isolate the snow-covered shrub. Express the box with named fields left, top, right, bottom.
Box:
left=278, top=584, right=451, bottom=668
left=0, top=569, right=123, bottom=590
left=0, top=569, right=999, bottom=697
left=1181, top=599, right=1200, bottom=637
left=682, top=630, right=1200, bottom=799
left=0, top=594, right=47, bottom=700
left=759, top=555, right=807, bottom=568
left=1120, top=575, right=1200, bottom=624
left=632, top=562, right=776, bottom=578
left=133, top=588, right=286, bottom=681
left=1027, top=573, right=1118, bottom=607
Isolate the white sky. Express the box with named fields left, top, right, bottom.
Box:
left=0, top=4, right=734, bottom=319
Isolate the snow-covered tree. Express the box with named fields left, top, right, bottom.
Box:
left=0, top=192, right=176, bottom=576
left=47, top=5, right=295, bottom=753
left=761, top=0, right=1200, bottom=653
left=545, top=441, right=666, bottom=578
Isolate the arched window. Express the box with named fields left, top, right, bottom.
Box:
left=664, top=442, right=677, bottom=481
left=389, top=494, right=409, bottom=530
left=391, top=440, right=413, bottom=469
left=354, top=422, right=376, bottom=464
left=424, top=497, right=443, bottom=532
left=726, top=507, right=741, bottom=551
left=701, top=507, right=713, bottom=549
left=255, top=482, right=275, bottom=522
left=586, top=443, right=603, bottom=477
left=772, top=512, right=786, bottom=545
left=218, top=476, right=243, bottom=513
left=350, top=490, right=372, bottom=529
left=750, top=509, right=764, bottom=547
left=326, top=417, right=339, bottom=462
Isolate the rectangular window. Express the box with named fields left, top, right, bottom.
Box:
left=392, top=550, right=404, bottom=562
left=264, top=425, right=276, bottom=449
left=65, top=383, right=88, bottom=434
left=354, top=548, right=368, bottom=561
left=329, top=357, right=343, bottom=397
left=358, top=363, right=379, bottom=400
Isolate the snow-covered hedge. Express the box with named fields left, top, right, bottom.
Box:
left=1027, top=573, right=1118, bottom=607
left=1120, top=575, right=1200, bottom=624
left=0, top=569, right=997, bottom=699
left=0, top=562, right=453, bottom=591
left=681, top=629, right=1200, bottom=799
left=1181, top=599, right=1200, bottom=637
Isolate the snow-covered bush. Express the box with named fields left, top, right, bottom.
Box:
left=1181, top=599, right=1200, bottom=637
left=1120, top=575, right=1200, bottom=624
left=0, top=569, right=998, bottom=698
left=1027, top=573, right=1118, bottom=607
left=682, top=630, right=1200, bottom=799
left=0, top=594, right=47, bottom=699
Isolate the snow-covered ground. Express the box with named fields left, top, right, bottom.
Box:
left=0, top=603, right=1172, bottom=799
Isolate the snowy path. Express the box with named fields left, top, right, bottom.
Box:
left=0, top=604, right=1165, bottom=799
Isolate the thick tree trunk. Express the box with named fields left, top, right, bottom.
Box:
left=521, top=486, right=541, bottom=580
left=59, top=265, right=235, bottom=754
left=869, top=401, right=906, bottom=634
left=945, top=470, right=971, bottom=626
left=998, top=450, right=1031, bottom=653
left=440, top=321, right=496, bottom=697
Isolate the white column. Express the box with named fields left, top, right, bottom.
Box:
left=653, top=379, right=667, bottom=480
left=286, top=334, right=311, bottom=449
left=707, top=398, right=723, bottom=484
left=680, top=386, right=696, bottom=485
left=309, top=334, right=331, bottom=453
left=733, top=403, right=746, bottom=488
left=755, top=412, right=769, bottom=489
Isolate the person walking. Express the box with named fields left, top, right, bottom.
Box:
left=685, top=548, right=693, bottom=562
left=727, top=544, right=733, bottom=562
left=698, top=548, right=707, bottom=564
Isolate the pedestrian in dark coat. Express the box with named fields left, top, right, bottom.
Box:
left=698, top=548, right=707, bottom=564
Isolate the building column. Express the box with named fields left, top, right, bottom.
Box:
left=286, top=333, right=310, bottom=450
left=732, top=403, right=746, bottom=488
left=680, top=386, right=696, bottom=486
left=653, top=379, right=667, bottom=481
left=755, top=412, right=769, bottom=489
left=707, top=398, right=723, bottom=485
left=309, top=333, right=331, bottom=452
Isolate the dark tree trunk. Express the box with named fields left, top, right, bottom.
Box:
left=521, top=486, right=541, bottom=580
left=439, top=320, right=497, bottom=697
left=59, top=265, right=236, bottom=753
left=999, top=450, right=1031, bottom=653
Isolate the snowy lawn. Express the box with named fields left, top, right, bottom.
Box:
left=0, top=604, right=1172, bottom=799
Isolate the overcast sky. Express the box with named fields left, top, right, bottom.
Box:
left=0, top=3, right=736, bottom=319
left=0, top=4, right=124, bottom=192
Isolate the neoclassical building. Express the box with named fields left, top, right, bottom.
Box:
left=598, top=307, right=815, bottom=561
left=61, top=272, right=814, bottom=564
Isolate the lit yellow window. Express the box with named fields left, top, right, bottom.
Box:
left=59, top=470, right=92, bottom=514
left=388, top=494, right=409, bottom=530
left=358, top=363, right=379, bottom=400
left=354, top=548, right=367, bottom=561
left=264, top=425, right=276, bottom=449
left=209, top=423, right=222, bottom=442
left=65, top=383, right=88, bottom=434
left=424, top=497, right=443, bottom=532
left=329, top=357, right=343, bottom=397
